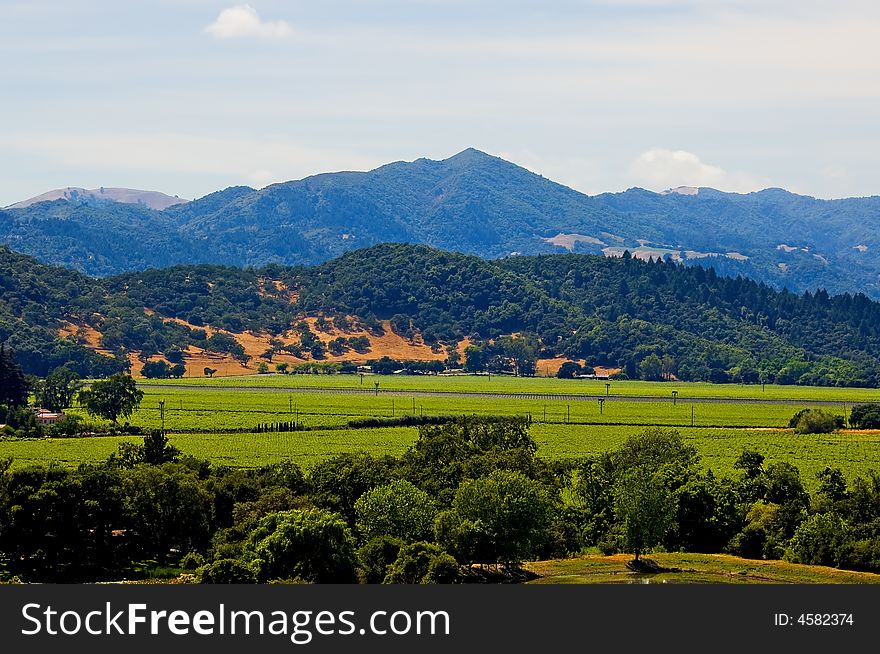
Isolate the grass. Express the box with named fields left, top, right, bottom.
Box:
left=0, top=427, right=417, bottom=471
left=525, top=553, right=880, bottom=584
left=3, top=424, right=878, bottom=491
left=137, top=374, right=880, bottom=402
left=92, top=386, right=849, bottom=433
left=6, top=377, right=876, bottom=488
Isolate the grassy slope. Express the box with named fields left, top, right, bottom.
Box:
left=525, top=553, right=880, bottom=584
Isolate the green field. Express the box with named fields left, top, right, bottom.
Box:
left=3, top=375, right=879, bottom=488
left=96, top=386, right=851, bottom=432
left=139, top=374, right=880, bottom=402
left=525, top=553, right=880, bottom=584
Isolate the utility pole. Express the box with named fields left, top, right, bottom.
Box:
left=374, top=381, right=379, bottom=396
left=598, top=398, right=604, bottom=414
left=605, top=382, right=611, bottom=396
left=672, top=390, right=678, bottom=406
left=159, top=400, right=165, bottom=434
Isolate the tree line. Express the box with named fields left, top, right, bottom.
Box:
left=6, top=242, right=880, bottom=386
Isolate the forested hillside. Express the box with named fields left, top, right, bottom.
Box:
left=2, top=149, right=879, bottom=298
left=2, top=243, right=880, bottom=386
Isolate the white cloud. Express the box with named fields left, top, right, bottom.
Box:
left=0, top=131, right=381, bottom=189
left=628, top=148, right=768, bottom=193
left=204, top=5, right=292, bottom=40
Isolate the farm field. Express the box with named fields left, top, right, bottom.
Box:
left=3, top=423, right=879, bottom=490
left=137, top=374, right=880, bottom=403
left=103, top=386, right=848, bottom=432
left=4, top=376, right=878, bottom=487
left=525, top=553, right=880, bottom=584
left=0, top=427, right=417, bottom=470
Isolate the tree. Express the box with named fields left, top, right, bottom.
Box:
left=142, top=430, right=181, bottom=465
left=355, top=480, right=437, bottom=543
left=463, top=345, right=487, bottom=373
left=445, top=470, right=551, bottom=566
left=785, top=513, right=850, bottom=568
left=613, top=465, right=674, bottom=561
left=169, top=363, right=186, bottom=378
left=37, top=366, right=81, bottom=411
left=275, top=362, right=289, bottom=374
left=0, top=345, right=28, bottom=408
left=357, top=535, right=404, bottom=584
left=445, top=346, right=461, bottom=368
left=204, top=367, right=217, bottom=378
left=557, top=361, right=582, bottom=379
left=850, top=403, right=880, bottom=429
left=244, top=509, right=357, bottom=583
left=308, top=453, right=397, bottom=522
left=499, top=335, right=538, bottom=377
left=141, top=360, right=171, bottom=379
left=638, top=354, right=663, bottom=381
left=79, top=374, right=144, bottom=424
left=165, top=347, right=185, bottom=365
left=383, top=541, right=460, bottom=584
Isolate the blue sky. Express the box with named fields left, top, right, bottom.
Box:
left=1, top=1, right=878, bottom=205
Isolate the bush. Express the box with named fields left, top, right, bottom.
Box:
left=790, top=409, right=842, bottom=434
left=383, top=542, right=460, bottom=584
left=196, top=558, right=256, bottom=584
left=46, top=414, right=87, bottom=438
left=180, top=552, right=205, bottom=570
left=785, top=513, right=850, bottom=568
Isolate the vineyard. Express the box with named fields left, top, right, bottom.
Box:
left=2, top=375, right=879, bottom=489
left=139, top=374, right=880, bottom=402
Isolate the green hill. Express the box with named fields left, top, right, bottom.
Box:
left=2, top=243, right=879, bottom=386
left=2, top=149, right=879, bottom=298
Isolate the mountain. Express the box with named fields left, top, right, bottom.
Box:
left=2, top=243, right=880, bottom=387
left=1, top=149, right=879, bottom=298
left=6, top=187, right=189, bottom=211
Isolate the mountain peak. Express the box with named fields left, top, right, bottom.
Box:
left=6, top=187, right=189, bottom=211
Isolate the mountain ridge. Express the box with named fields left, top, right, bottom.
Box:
left=2, top=149, right=879, bottom=298
left=7, top=186, right=189, bottom=211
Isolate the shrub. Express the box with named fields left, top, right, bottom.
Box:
left=785, top=513, right=850, bottom=568
left=180, top=552, right=205, bottom=570
left=790, top=409, right=842, bottom=434
left=383, top=542, right=460, bottom=584
left=196, top=558, right=256, bottom=584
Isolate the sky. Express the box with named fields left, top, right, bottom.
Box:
left=1, top=0, right=879, bottom=206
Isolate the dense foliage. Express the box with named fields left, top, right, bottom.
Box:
left=4, top=242, right=880, bottom=385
